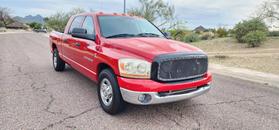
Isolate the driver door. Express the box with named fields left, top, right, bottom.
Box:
left=73, top=16, right=98, bottom=75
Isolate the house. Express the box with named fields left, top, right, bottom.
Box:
left=6, top=21, right=28, bottom=29
left=193, top=25, right=207, bottom=33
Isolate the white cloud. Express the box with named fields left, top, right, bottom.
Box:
left=166, top=0, right=266, bottom=28
left=2, top=0, right=268, bottom=28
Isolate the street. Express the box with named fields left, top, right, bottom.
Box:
left=0, top=33, right=279, bottom=130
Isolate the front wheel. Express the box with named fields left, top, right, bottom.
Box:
left=98, top=69, right=125, bottom=114
left=53, top=48, right=65, bottom=71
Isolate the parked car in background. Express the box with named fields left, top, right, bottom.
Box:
left=34, top=28, right=47, bottom=33
left=49, top=12, right=212, bottom=114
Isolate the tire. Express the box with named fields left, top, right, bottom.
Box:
left=98, top=69, right=125, bottom=114
left=53, top=48, right=65, bottom=71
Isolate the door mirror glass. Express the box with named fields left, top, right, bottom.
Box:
left=72, top=28, right=95, bottom=40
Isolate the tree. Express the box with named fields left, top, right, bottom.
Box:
left=128, top=0, right=176, bottom=29
left=254, top=0, right=279, bottom=30
left=233, top=18, right=268, bottom=47
left=256, top=0, right=279, bottom=20
left=0, top=7, right=13, bottom=27
left=46, top=8, right=85, bottom=32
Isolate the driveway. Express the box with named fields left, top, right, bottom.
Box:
left=0, top=33, right=279, bottom=130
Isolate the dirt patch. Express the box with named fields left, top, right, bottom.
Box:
left=190, top=37, right=279, bottom=75
left=209, top=55, right=279, bottom=75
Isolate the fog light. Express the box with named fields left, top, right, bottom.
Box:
left=138, top=94, right=152, bottom=103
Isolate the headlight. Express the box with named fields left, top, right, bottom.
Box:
left=118, top=58, right=151, bottom=79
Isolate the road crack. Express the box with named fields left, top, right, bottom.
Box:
left=25, top=72, right=66, bottom=116
left=184, top=95, right=266, bottom=108
left=42, top=106, right=98, bottom=130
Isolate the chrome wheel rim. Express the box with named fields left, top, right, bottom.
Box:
left=100, top=78, right=113, bottom=106
left=53, top=52, right=57, bottom=68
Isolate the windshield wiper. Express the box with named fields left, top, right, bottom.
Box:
left=105, top=34, right=136, bottom=38
left=136, top=33, right=160, bottom=37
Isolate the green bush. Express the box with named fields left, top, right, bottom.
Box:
left=268, top=31, right=279, bottom=37
left=216, top=27, right=228, bottom=37
left=183, top=33, right=200, bottom=43
left=168, top=29, right=191, bottom=41
left=227, top=29, right=235, bottom=37
left=233, top=18, right=268, bottom=43
left=243, top=31, right=267, bottom=47
left=28, top=22, right=42, bottom=29
left=0, top=22, right=4, bottom=27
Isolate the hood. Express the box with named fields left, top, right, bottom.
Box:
left=103, top=37, right=202, bottom=60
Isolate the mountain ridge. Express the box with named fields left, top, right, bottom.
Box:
left=13, top=15, right=45, bottom=24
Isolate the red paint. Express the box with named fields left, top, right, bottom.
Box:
left=49, top=13, right=212, bottom=92
left=118, top=72, right=212, bottom=92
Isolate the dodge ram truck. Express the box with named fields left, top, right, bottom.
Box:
left=49, top=12, right=212, bottom=114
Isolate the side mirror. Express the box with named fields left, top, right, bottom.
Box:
left=72, top=28, right=95, bottom=40
left=163, top=32, right=172, bottom=39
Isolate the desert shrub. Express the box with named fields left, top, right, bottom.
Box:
left=200, top=32, right=215, bottom=40
left=233, top=18, right=268, bottom=43
left=168, top=29, right=191, bottom=41
left=268, top=31, right=279, bottom=37
left=183, top=33, right=200, bottom=43
left=227, top=29, right=234, bottom=37
left=0, top=22, right=4, bottom=27
left=216, top=27, right=228, bottom=37
left=243, top=31, right=267, bottom=47
left=0, top=27, right=6, bottom=32
left=28, top=22, right=42, bottom=29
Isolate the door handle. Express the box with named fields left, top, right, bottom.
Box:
left=75, top=42, right=81, bottom=47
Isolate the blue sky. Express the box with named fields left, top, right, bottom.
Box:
left=1, top=0, right=266, bottom=29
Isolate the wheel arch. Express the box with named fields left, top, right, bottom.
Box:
left=51, top=43, right=57, bottom=53
left=97, top=63, right=115, bottom=78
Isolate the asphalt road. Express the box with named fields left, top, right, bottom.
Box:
left=1, top=33, right=279, bottom=130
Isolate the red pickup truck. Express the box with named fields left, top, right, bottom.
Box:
left=49, top=12, right=212, bottom=114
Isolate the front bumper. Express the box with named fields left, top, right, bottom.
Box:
left=120, top=84, right=211, bottom=105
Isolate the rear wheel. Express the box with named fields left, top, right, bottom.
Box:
left=53, top=48, right=65, bottom=71
left=98, top=69, right=125, bottom=114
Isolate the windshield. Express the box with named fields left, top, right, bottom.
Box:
left=98, top=16, right=165, bottom=38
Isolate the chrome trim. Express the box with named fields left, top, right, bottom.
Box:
left=120, top=84, right=211, bottom=105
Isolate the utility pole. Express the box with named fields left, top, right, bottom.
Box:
left=124, top=0, right=126, bottom=14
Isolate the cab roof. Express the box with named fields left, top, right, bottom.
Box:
left=75, top=12, right=143, bottom=18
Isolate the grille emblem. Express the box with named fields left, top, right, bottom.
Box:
left=196, top=59, right=200, bottom=65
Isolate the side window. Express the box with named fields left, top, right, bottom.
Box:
left=82, top=16, right=95, bottom=35
left=68, top=16, right=85, bottom=34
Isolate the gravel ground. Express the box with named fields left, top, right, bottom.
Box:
left=1, top=33, right=279, bottom=130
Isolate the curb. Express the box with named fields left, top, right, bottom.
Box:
left=209, top=64, right=279, bottom=88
